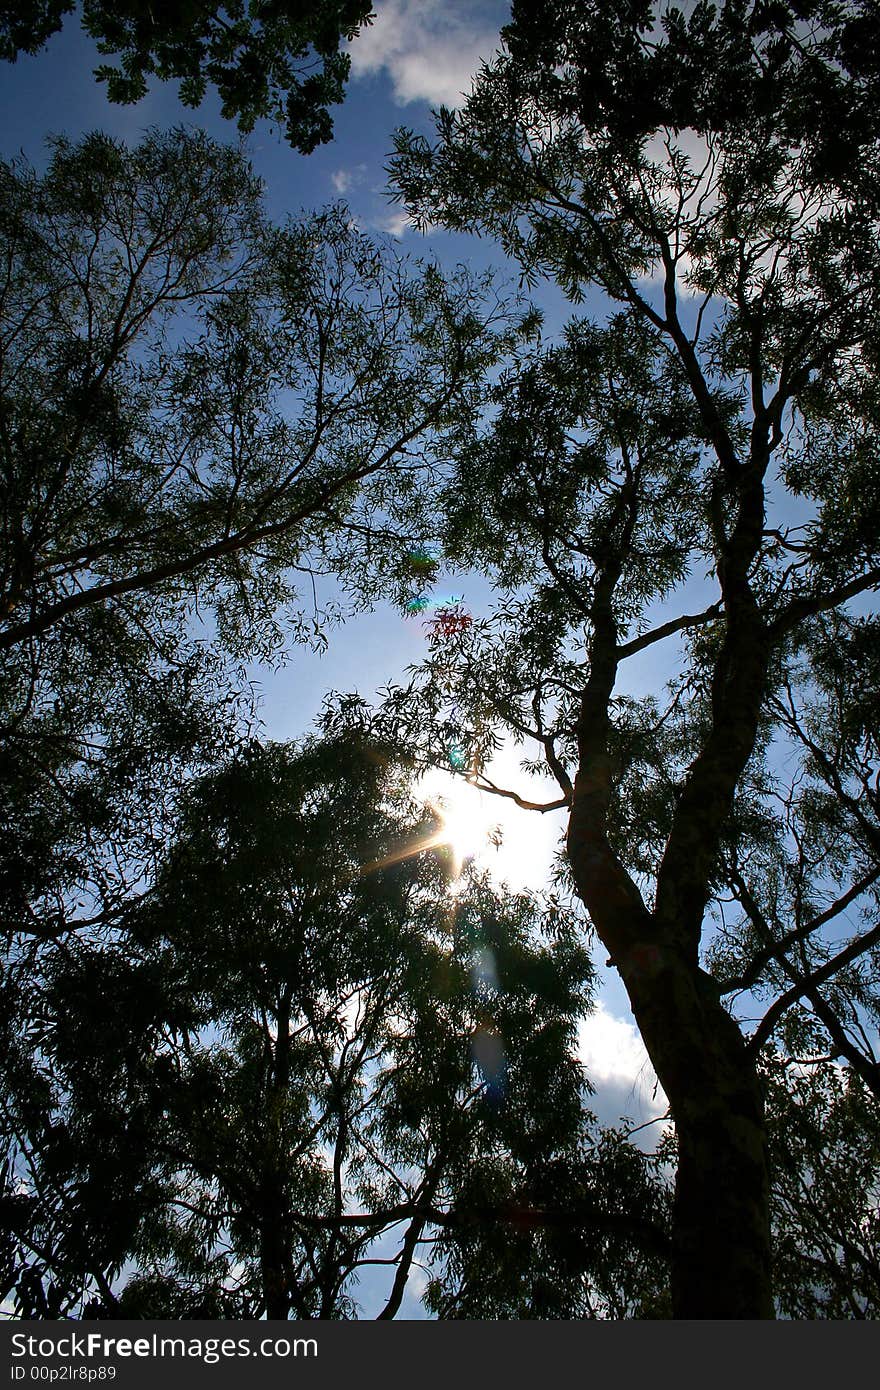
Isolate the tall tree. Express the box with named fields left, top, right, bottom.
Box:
left=0, top=736, right=672, bottom=1319
left=387, top=0, right=880, bottom=1316
left=0, top=2, right=374, bottom=153
left=0, top=126, right=510, bottom=659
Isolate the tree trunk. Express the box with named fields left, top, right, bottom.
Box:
left=563, top=448, right=776, bottom=1316
left=260, top=1187, right=290, bottom=1320
left=566, top=757, right=775, bottom=1314
left=621, top=946, right=774, bottom=1318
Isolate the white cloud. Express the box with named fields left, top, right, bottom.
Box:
left=578, top=1002, right=667, bottom=1126
left=349, top=0, right=503, bottom=109
left=380, top=207, right=415, bottom=238
left=331, top=164, right=367, bottom=195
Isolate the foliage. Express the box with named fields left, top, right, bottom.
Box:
left=764, top=1049, right=880, bottom=1318
left=0, top=125, right=515, bottom=946
left=506, top=1, right=880, bottom=176
left=424, top=1124, right=673, bottom=1319
left=3, top=0, right=880, bottom=1324
left=0, top=2, right=374, bottom=153
left=0, top=736, right=674, bottom=1319
left=1, top=126, right=511, bottom=661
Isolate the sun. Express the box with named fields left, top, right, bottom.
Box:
left=425, top=778, right=500, bottom=880
left=360, top=772, right=503, bottom=889
left=362, top=746, right=565, bottom=895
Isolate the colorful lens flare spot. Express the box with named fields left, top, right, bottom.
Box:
left=405, top=594, right=432, bottom=614
left=406, top=545, right=440, bottom=575
left=447, top=742, right=467, bottom=770
left=426, top=604, right=473, bottom=638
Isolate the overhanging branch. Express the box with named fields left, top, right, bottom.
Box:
left=617, top=601, right=722, bottom=660
left=749, top=920, right=880, bottom=1057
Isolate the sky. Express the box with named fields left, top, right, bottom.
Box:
left=0, top=0, right=670, bottom=1315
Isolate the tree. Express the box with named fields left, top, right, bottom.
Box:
left=0, top=736, right=672, bottom=1319
left=1, top=126, right=510, bottom=659
left=0, top=125, right=514, bottom=945
left=763, top=1040, right=880, bottom=1317
left=386, top=0, right=880, bottom=1316
left=0, top=2, right=374, bottom=154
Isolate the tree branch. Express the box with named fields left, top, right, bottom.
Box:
left=719, top=865, right=880, bottom=994
left=749, top=920, right=880, bottom=1057
left=771, top=568, right=880, bottom=639
left=617, top=601, right=722, bottom=660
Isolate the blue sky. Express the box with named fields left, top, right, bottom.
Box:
left=1, top=0, right=670, bottom=1315
left=1, top=3, right=508, bottom=234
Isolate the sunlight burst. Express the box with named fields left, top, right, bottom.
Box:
left=360, top=776, right=501, bottom=888
left=428, top=786, right=499, bottom=879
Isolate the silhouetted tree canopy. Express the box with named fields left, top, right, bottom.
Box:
left=0, top=736, right=673, bottom=1319
left=0, top=1, right=375, bottom=152
left=0, top=126, right=515, bottom=949
left=2, top=0, right=880, bottom=1324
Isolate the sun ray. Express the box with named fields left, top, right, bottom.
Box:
left=360, top=783, right=499, bottom=886
left=360, top=824, right=449, bottom=876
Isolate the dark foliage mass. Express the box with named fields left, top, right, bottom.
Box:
left=0, top=124, right=668, bottom=1320
left=0, top=125, right=513, bottom=951
left=0, top=2, right=375, bottom=152
left=1, top=737, right=671, bottom=1319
